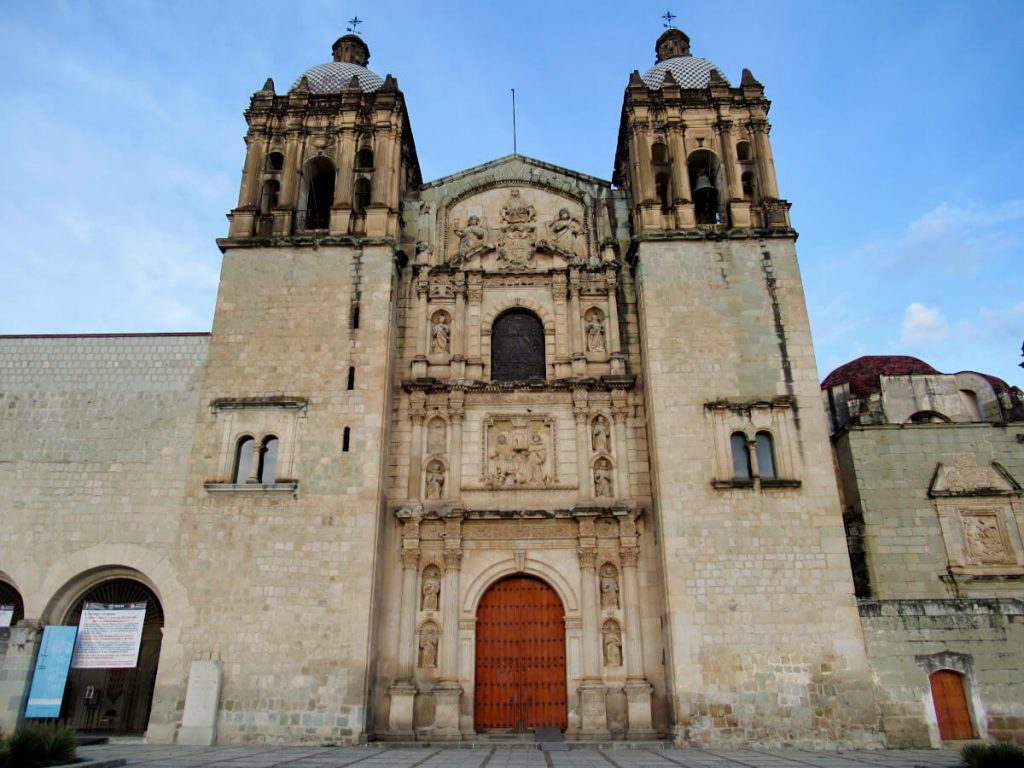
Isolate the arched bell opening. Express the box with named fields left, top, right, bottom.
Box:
left=474, top=575, right=567, bottom=733
left=301, top=157, right=335, bottom=230
left=57, top=576, right=164, bottom=735
left=687, top=149, right=724, bottom=226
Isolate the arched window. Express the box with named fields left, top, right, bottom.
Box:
left=355, top=148, right=374, bottom=170
left=258, top=436, right=279, bottom=483
left=304, top=157, right=335, bottom=229
left=741, top=171, right=755, bottom=200
left=651, top=142, right=669, bottom=164
left=655, top=172, right=672, bottom=212
left=736, top=141, right=752, bottom=162
left=353, top=177, right=371, bottom=214
left=491, top=309, right=545, bottom=382
left=730, top=432, right=751, bottom=481
left=755, top=431, right=776, bottom=480
left=929, top=670, right=974, bottom=740
left=909, top=410, right=950, bottom=424
left=267, top=151, right=284, bottom=171
left=234, top=436, right=255, bottom=483
left=259, top=180, right=280, bottom=215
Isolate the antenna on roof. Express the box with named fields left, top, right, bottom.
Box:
left=347, top=16, right=363, bottom=33
left=662, top=11, right=677, bottom=28
left=511, top=88, right=518, bottom=155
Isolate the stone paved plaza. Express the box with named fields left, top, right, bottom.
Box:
left=76, top=744, right=962, bottom=768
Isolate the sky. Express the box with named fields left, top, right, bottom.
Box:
left=1, top=0, right=1022, bottom=386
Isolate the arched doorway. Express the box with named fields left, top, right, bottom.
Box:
left=59, top=578, right=164, bottom=734
left=475, top=576, right=566, bottom=732
left=0, top=580, right=25, bottom=626
left=929, top=670, right=974, bottom=740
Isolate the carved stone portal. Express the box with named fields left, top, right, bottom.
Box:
left=483, top=415, right=555, bottom=488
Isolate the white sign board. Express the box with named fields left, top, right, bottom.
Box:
left=71, top=602, right=146, bottom=669
left=0, top=605, right=13, bottom=628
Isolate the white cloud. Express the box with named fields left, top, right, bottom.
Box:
left=853, top=199, right=1024, bottom=272
left=900, top=302, right=948, bottom=344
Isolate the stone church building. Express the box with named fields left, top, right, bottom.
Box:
left=1, top=29, right=1021, bottom=748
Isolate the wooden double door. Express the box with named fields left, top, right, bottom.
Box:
left=474, top=576, right=567, bottom=732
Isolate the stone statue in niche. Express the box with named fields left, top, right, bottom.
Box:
left=548, top=207, right=583, bottom=258
left=425, top=460, right=446, bottom=500
left=421, top=565, right=441, bottom=611
left=453, top=215, right=488, bottom=264
left=602, top=621, right=622, bottom=667
left=430, top=311, right=451, bottom=354
left=427, top=417, right=447, bottom=455
left=485, top=419, right=552, bottom=487
left=963, top=514, right=1008, bottom=561
left=497, top=189, right=537, bottom=270
left=585, top=309, right=606, bottom=352
left=418, top=623, right=438, bottom=668
left=594, top=458, right=614, bottom=498
left=592, top=415, right=610, bottom=453
left=600, top=563, right=619, bottom=609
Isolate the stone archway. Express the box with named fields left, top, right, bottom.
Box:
left=474, top=575, right=567, bottom=732
left=59, top=578, right=164, bottom=735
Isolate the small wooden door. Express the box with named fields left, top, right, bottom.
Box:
left=930, top=670, right=974, bottom=740
left=475, top=576, right=567, bottom=732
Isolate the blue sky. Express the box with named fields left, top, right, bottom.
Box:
left=1, top=0, right=1022, bottom=386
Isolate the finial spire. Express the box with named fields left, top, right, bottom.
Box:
left=662, top=11, right=677, bottom=29
left=346, top=16, right=363, bottom=34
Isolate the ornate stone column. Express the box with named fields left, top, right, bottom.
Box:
left=388, top=512, right=420, bottom=738
left=569, top=274, right=585, bottom=375
left=407, top=391, right=426, bottom=499
left=576, top=515, right=609, bottom=737
left=611, top=390, right=631, bottom=500
left=434, top=513, right=464, bottom=739
left=448, top=390, right=464, bottom=496
left=574, top=388, right=591, bottom=499
left=620, top=518, right=655, bottom=738
left=412, top=271, right=429, bottom=378
left=751, top=118, right=780, bottom=198
left=605, top=272, right=624, bottom=375
left=467, top=273, right=483, bottom=367
left=667, top=127, right=690, bottom=202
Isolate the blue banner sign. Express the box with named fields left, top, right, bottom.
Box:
left=25, top=625, right=78, bottom=718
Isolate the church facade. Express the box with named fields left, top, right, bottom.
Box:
left=1, top=29, right=1020, bottom=748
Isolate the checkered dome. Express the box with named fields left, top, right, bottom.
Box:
left=642, top=56, right=730, bottom=89
left=291, top=62, right=385, bottom=93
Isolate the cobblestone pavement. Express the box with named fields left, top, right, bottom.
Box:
left=76, top=744, right=962, bottom=768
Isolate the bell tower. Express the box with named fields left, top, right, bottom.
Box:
left=617, top=29, right=881, bottom=745
left=181, top=35, right=421, bottom=743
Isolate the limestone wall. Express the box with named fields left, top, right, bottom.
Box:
left=833, top=425, right=1024, bottom=600
left=860, top=599, right=1024, bottom=747
left=633, top=237, right=881, bottom=747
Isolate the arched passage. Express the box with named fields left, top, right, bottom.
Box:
left=59, top=578, right=164, bottom=734
left=474, top=575, right=566, bottom=732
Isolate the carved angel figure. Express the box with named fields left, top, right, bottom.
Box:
left=453, top=215, right=486, bottom=263
left=549, top=207, right=582, bottom=256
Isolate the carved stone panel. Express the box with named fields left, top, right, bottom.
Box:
left=960, top=510, right=1014, bottom=564
left=481, top=414, right=557, bottom=488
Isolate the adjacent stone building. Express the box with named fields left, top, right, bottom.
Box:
left=1, top=28, right=1020, bottom=749
left=823, top=356, right=1024, bottom=747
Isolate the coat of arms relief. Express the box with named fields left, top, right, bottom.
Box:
left=448, top=187, right=586, bottom=269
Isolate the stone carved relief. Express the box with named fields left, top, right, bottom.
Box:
left=585, top=309, right=606, bottom=353
left=452, top=215, right=490, bottom=265
left=592, top=415, right=610, bottom=453
left=594, top=458, right=614, bottom=498
left=483, top=415, right=556, bottom=488
left=497, top=190, right=538, bottom=270
left=427, top=417, right=447, bottom=455
left=932, top=453, right=1012, bottom=495
left=960, top=511, right=1013, bottom=563
left=602, top=620, right=622, bottom=667
left=418, top=622, right=439, bottom=668
left=547, top=207, right=583, bottom=258
left=425, top=460, right=446, bottom=500
left=430, top=311, right=451, bottom=354
left=462, top=519, right=577, bottom=541
left=600, top=563, right=619, bottom=609
left=421, top=565, right=441, bottom=611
